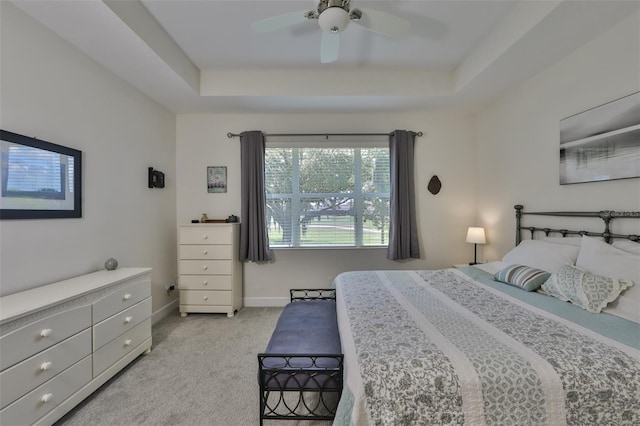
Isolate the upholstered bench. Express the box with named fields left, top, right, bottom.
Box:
left=257, top=289, right=343, bottom=425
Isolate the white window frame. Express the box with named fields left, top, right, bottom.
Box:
left=265, top=137, right=389, bottom=248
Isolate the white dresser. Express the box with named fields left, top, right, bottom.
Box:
left=178, top=223, right=243, bottom=317
left=0, top=268, right=152, bottom=426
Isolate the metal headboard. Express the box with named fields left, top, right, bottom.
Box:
left=514, top=204, right=640, bottom=245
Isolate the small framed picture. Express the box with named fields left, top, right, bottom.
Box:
left=207, top=166, right=227, bottom=193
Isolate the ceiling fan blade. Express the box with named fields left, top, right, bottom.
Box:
left=251, top=10, right=310, bottom=33
left=353, top=8, right=410, bottom=37
left=321, top=31, right=340, bottom=63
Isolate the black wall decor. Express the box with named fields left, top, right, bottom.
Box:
left=427, top=175, right=442, bottom=195
left=148, top=167, right=165, bottom=188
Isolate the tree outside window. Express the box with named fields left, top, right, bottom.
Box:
left=265, top=146, right=389, bottom=247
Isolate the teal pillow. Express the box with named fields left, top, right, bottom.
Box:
left=539, top=264, right=634, bottom=313
left=494, top=264, right=551, bottom=292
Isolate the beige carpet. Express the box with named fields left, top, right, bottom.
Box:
left=55, top=308, right=333, bottom=426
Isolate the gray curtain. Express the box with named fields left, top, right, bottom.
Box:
left=388, top=130, right=421, bottom=260
left=239, top=131, right=273, bottom=262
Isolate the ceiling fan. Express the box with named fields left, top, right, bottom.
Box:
left=251, top=0, right=410, bottom=64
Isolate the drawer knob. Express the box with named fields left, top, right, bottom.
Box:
left=203, top=296, right=208, bottom=301
left=124, top=316, right=133, bottom=324
left=203, top=265, right=208, bottom=270
left=123, top=293, right=132, bottom=301
left=203, top=281, right=208, bottom=286
left=41, top=393, right=53, bottom=403
left=203, top=250, right=208, bottom=255
left=40, top=329, right=52, bottom=338
left=203, top=235, right=208, bottom=240
left=40, top=362, right=53, bottom=371
left=124, top=339, right=132, bottom=347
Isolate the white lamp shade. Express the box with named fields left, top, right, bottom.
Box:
left=466, top=227, right=486, bottom=244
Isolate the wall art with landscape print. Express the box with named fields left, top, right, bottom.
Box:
left=0, top=130, right=82, bottom=219
left=559, top=91, right=639, bottom=184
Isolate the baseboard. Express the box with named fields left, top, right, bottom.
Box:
left=152, top=298, right=179, bottom=324
left=154, top=298, right=283, bottom=317
left=243, top=297, right=289, bottom=307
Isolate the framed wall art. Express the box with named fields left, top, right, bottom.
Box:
left=1, top=130, right=82, bottom=219
left=207, top=166, right=227, bottom=193
left=559, top=91, right=640, bottom=184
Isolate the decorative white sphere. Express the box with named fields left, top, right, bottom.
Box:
left=318, top=7, right=350, bottom=33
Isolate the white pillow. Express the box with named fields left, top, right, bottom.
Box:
left=576, top=236, right=640, bottom=322
left=603, top=293, right=640, bottom=323
left=502, top=240, right=580, bottom=274
left=576, top=236, right=640, bottom=283
left=612, top=240, right=640, bottom=255
left=474, top=261, right=510, bottom=275
left=543, top=237, right=583, bottom=246
left=540, top=265, right=634, bottom=313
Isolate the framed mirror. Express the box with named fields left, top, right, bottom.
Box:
left=1, top=130, right=82, bottom=219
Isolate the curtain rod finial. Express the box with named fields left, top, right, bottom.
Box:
left=227, top=132, right=235, bottom=138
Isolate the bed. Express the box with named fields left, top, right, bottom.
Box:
left=333, top=205, right=640, bottom=425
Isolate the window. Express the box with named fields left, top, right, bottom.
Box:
left=265, top=142, right=390, bottom=248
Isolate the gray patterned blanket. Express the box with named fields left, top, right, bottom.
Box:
left=333, top=269, right=640, bottom=426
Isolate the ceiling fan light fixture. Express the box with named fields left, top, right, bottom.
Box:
left=318, top=7, right=350, bottom=33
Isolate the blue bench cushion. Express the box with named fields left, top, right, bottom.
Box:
left=261, top=300, right=342, bottom=390
left=265, top=300, right=341, bottom=355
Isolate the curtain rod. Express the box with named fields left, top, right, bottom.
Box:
left=226, top=131, right=423, bottom=139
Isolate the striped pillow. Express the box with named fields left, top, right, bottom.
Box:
left=494, top=264, right=551, bottom=292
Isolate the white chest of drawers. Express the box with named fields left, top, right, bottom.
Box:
left=178, top=223, right=243, bottom=317
left=0, top=268, right=152, bottom=426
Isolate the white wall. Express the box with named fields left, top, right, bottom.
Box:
left=475, top=11, right=640, bottom=261
left=0, top=3, right=178, bottom=313
left=7, top=2, right=635, bottom=310
left=176, top=112, right=477, bottom=303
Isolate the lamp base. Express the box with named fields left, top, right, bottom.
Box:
left=470, top=243, right=479, bottom=266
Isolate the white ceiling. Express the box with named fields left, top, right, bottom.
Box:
left=12, top=0, right=640, bottom=114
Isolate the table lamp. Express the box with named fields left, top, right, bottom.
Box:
left=466, top=227, right=486, bottom=265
